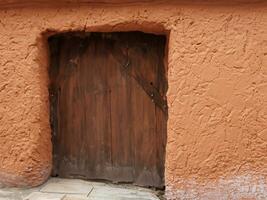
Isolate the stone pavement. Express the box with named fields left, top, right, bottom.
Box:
left=0, top=178, right=161, bottom=200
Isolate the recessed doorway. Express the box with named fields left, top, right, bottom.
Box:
left=48, top=32, right=167, bottom=188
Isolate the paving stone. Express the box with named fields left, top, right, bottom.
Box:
left=0, top=178, right=160, bottom=200
left=0, top=189, right=33, bottom=200
left=63, top=194, right=90, bottom=200
left=89, top=196, right=156, bottom=200
left=41, top=179, right=93, bottom=195
left=89, top=186, right=159, bottom=200
left=0, top=190, right=13, bottom=197
left=23, top=192, right=65, bottom=200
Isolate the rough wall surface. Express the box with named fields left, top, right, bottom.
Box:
left=0, top=1, right=266, bottom=199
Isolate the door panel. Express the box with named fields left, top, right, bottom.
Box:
left=49, top=32, right=167, bottom=188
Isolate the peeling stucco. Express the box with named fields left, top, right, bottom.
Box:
left=0, top=1, right=266, bottom=199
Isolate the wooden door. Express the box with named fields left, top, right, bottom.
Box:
left=49, top=32, right=167, bottom=188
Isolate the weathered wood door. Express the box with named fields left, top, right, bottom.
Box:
left=49, top=32, right=167, bottom=188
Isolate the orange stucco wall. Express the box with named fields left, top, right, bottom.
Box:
left=0, top=1, right=266, bottom=199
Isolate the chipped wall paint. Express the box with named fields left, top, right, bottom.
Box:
left=0, top=1, right=266, bottom=199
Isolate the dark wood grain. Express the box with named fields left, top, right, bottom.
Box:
left=49, top=32, right=167, bottom=188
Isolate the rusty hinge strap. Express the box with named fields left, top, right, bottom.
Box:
left=120, top=56, right=168, bottom=116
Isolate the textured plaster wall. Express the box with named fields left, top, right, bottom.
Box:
left=0, top=1, right=266, bottom=199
